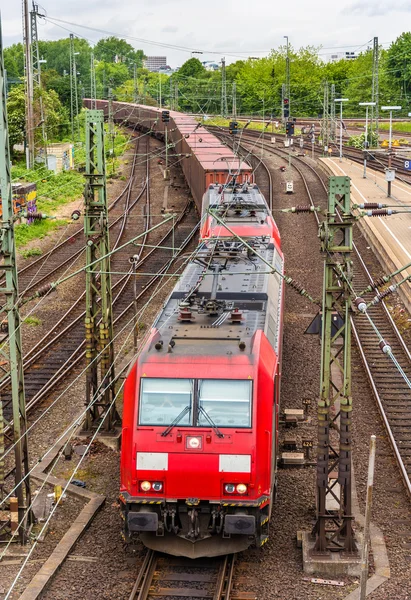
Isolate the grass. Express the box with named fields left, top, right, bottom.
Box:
left=24, top=316, right=41, bottom=326
left=20, top=247, right=43, bottom=259
left=378, top=122, right=411, bottom=133
left=14, top=219, right=69, bottom=248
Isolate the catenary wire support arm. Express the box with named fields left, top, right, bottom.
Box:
left=83, top=109, right=118, bottom=433
left=208, top=209, right=320, bottom=305
left=0, top=19, right=32, bottom=541
left=312, top=175, right=357, bottom=554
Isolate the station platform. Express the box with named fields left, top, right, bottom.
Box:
left=319, top=157, right=411, bottom=311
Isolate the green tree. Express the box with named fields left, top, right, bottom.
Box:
left=177, top=58, right=206, bottom=79
left=94, top=36, right=144, bottom=67
left=35, top=88, right=69, bottom=142
left=96, top=61, right=130, bottom=92
left=4, top=43, right=24, bottom=78
left=387, top=33, right=411, bottom=104
left=7, top=85, right=26, bottom=149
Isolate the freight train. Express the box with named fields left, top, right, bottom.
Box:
left=84, top=101, right=284, bottom=557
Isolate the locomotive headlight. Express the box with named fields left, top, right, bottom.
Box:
left=152, top=482, right=163, bottom=492
left=186, top=436, right=202, bottom=450
left=140, top=480, right=151, bottom=492
left=224, top=484, right=235, bottom=494
left=236, top=483, right=247, bottom=495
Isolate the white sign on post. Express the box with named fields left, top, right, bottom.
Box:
left=271, top=137, right=276, bottom=144
left=385, top=169, right=396, bottom=182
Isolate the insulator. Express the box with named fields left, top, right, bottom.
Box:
left=371, top=276, right=388, bottom=288
left=371, top=285, right=397, bottom=305
left=379, top=339, right=391, bottom=354
left=354, top=297, right=367, bottom=312
left=291, top=205, right=313, bottom=213
left=27, top=211, right=47, bottom=221
left=35, top=283, right=55, bottom=297
left=287, top=279, right=306, bottom=295
left=367, top=209, right=394, bottom=217
left=358, top=203, right=384, bottom=209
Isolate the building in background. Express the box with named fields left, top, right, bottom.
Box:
left=202, top=61, right=220, bottom=71
left=144, top=56, right=168, bottom=72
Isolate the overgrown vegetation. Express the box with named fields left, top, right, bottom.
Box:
left=14, top=219, right=68, bottom=248
left=20, top=247, right=42, bottom=259
left=24, top=316, right=42, bottom=326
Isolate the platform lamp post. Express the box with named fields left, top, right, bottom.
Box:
left=334, top=98, right=349, bottom=162
left=359, top=101, right=376, bottom=178
left=381, top=106, right=401, bottom=197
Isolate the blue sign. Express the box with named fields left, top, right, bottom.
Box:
left=404, top=160, right=411, bottom=170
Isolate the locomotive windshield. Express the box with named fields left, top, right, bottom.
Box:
left=139, top=378, right=252, bottom=428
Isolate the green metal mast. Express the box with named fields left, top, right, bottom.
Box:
left=30, top=2, right=47, bottom=166
left=313, top=176, right=356, bottom=554
left=0, top=20, right=32, bottom=540
left=83, top=109, right=118, bottom=432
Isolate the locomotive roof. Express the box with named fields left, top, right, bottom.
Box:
left=148, top=233, right=283, bottom=359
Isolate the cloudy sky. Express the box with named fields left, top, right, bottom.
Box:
left=2, top=0, right=410, bottom=66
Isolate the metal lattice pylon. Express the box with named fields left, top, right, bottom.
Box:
left=83, top=109, right=118, bottom=432
left=70, top=33, right=80, bottom=145
left=313, top=176, right=357, bottom=554
left=30, top=2, right=47, bottom=165
left=221, top=58, right=227, bottom=118
left=0, top=19, right=32, bottom=541
left=371, top=37, right=379, bottom=144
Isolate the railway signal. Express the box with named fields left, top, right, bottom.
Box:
left=283, top=98, right=289, bottom=119
left=161, top=110, right=170, bottom=123
left=285, top=121, right=294, bottom=136
left=229, top=121, right=239, bottom=134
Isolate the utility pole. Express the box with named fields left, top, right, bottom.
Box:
left=174, top=81, right=179, bottom=111
left=108, top=87, right=115, bottom=174
left=0, top=21, right=32, bottom=541
left=313, top=176, right=356, bottom=555
left=284, top=36, right=290, bottom=117
left=30, top=2, right=47, bottom=167
left=90, top=52, right=96, bottom=109
left=221, top=57, right=227, bottom=118
left=281, top=83, right=286, bottom=122
left=232, top=81, right=237, bottom=119
left=23, top=0, right=34, bottom=169
left=83, top=109, right=118, bottom=432
left=169, top=77, right=173, bottom=110
left=330, top=83, right=336, bottom=141
left=69, top=34, right=80, bottom=144
left=321, top=80, right=329, bottom=154
left=159, top=73, right=162, bottom=108
left=371, top=37, right=379, bottom=145
left=133, top=63, right=138, bottom=103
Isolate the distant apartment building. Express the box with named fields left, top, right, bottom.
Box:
left=144, top=56, right=168, bottom=72
left=327, top=51, right=359, bottom=63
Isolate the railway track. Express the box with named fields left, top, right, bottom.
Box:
left=239, top=135, right=411, bottom=496
left=128, top=551, right=255, bottom=600
left=208, top=124, right=411, bottom=183
left=1, top=133, right=199, bottom=449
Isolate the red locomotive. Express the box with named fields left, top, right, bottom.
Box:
left=120, top=179, right=284, bottom=558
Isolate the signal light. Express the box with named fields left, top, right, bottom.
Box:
left=283, top=97, right=289, bottom=118
left=162, top=110, right=170, bottom=123
left=286, top=121, right=295, bottom=136
left=229, top=121, right=238, bottom=134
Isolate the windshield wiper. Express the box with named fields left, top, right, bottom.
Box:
left=161, top=405, right=191, bottom=437
left=198, top=406, right=224, bottom=438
